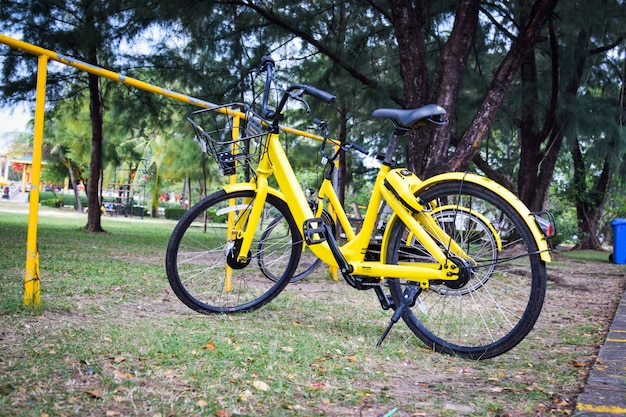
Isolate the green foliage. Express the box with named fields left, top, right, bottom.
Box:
left=546, top=196, right=579, bottom=246
left=208, top=208, right=227, bottom=223
left=164, top=208, right=187, bottom=220
left=163, top=206, right=226, bottom=222
left=2, top=0, right=625, bottom=247
left=62, top=193, right=87, bottom=207
left=559, top=249, right=612, bottom=263
left=39, top=197, right=62, bottom=208
left=31, top=191, right=87, bottom=208
left=34, top=191, right=57, bottom=202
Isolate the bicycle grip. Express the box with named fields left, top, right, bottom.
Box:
left=303, top=85, right=336, bottom=104
left=350, top=142, right=369, bottom=155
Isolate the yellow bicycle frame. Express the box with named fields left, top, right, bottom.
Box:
left=224, top=126, right=551, bottom=288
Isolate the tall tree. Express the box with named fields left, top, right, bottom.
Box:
left=0, top=0, right=154, bottom=231
left=569, top=52, right=626, bottom=249
left=481, top=0, right=626, bottom=213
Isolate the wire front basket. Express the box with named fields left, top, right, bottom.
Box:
left=187, top=104, right=267, bottom=176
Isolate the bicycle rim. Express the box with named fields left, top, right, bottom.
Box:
left=386, top=180, right=547, bottom=359
left=165, top=189, right=301, bottom=313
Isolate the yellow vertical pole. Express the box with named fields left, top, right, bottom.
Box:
left=328, top=144, right=341, bottom=281
left=23, top=54, right=48, bottom=306
left=223, top=113, right=241, bottom=292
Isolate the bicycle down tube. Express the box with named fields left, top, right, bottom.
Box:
left=231, top=129, right=470, bottom=286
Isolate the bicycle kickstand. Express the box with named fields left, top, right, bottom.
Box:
left=376, top=285, right=421, bottom=347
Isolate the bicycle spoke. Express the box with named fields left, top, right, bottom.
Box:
left=387, top=180, right=546, bottom=359
left=166, top=190, right=301, bottom=313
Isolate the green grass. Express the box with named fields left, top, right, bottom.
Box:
left=557, top=248, right=614, bottom=263
left=1, top=203, right=624, bottom=416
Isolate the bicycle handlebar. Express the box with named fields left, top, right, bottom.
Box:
left=294, top=84, right=336, bottom=104
left=260, top=56, right=276, bottom=119
left=259, top=56, right=336, bottom=121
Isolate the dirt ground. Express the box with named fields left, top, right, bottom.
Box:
left=292, top=251, right=626, bottom=416
left=2, top=240, right=625, bottom=416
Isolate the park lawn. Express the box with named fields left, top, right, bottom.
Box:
left=1, top=204, right=625, bottom=416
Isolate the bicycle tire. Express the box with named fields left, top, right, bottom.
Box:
left=166, top=189, right=301, bottom=313
left=386, top=180, right=547, bottom=359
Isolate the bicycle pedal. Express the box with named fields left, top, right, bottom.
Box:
left=303, top=218, right=328, bottom=245
left=354, top=276, right=382, bottom=290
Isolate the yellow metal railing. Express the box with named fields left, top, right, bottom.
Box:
left=0, top=34, right=336, bottom=306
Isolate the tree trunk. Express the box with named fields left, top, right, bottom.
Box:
left=420, top=0, right=480, bottom=177
left=387, top=0, right=432, bottom=176
left=517, top=23, right=589, bottom=211
left=85, top=63, right=105, bottom=232
left=571, top=140, right=611, bottom=250
left=83, top=1, right=105, bottom=232
left=449, top=0, right=559, bottom=174
left=569, top=53, right=623, bottom=250
left=151, top=166, right=159, bottom=218
left=389, top=0, right=558, bottom=179
left=66, top=159, right=83, bottom=211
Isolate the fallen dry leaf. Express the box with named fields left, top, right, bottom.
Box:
left=253, top=380, right=269, bottom=391
left=85, top=388, right=104, bottom=399
left=239, top=389, right=252, bottom=401
left=113, top=370, right=133, bottom=379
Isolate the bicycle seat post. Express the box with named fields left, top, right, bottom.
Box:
left=382, top=133, right=400, bottom=166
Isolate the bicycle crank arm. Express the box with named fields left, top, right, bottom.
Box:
left=303, top=218, right=353, bottom=277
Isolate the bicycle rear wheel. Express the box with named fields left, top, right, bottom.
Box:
left=258, top=208, right=333, bottom=282
left=386, top=180, right=547, bottom=359
left=166, top=189, right=301, bottom=313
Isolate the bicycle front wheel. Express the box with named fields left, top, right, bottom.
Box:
left=386, top=180, right=547, bottom=359
left=166, top=189, right=301, bottom=313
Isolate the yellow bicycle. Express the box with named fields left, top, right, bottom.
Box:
left=165, top=57, right=554, bottom=359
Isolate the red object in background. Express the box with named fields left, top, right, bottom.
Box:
left=11, top=162, right=24, bottom=172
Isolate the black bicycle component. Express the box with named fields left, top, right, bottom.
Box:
left=166, top=189, right=301, bottom=314
left=343, top=142, right=369, bottom=155
left=353, top=275, right=382, bottom=290
left=260, top=56, right=276, bottom=119
left=226, top=238, right=251, bottom=270
left=440, top=256, right=472, bottom=290
left=376, top=284, right=421, bottom=347
left=372, top=104, right=446, bottom=133
left=302, top=218, right=328, bottom=245
left=260, top=56, right=336, bottom=123
left=302, top=218, right=352, bottom=277
left=385, top=180, right=547, bottom=359
left=374, top=286, right=395, bottom=311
